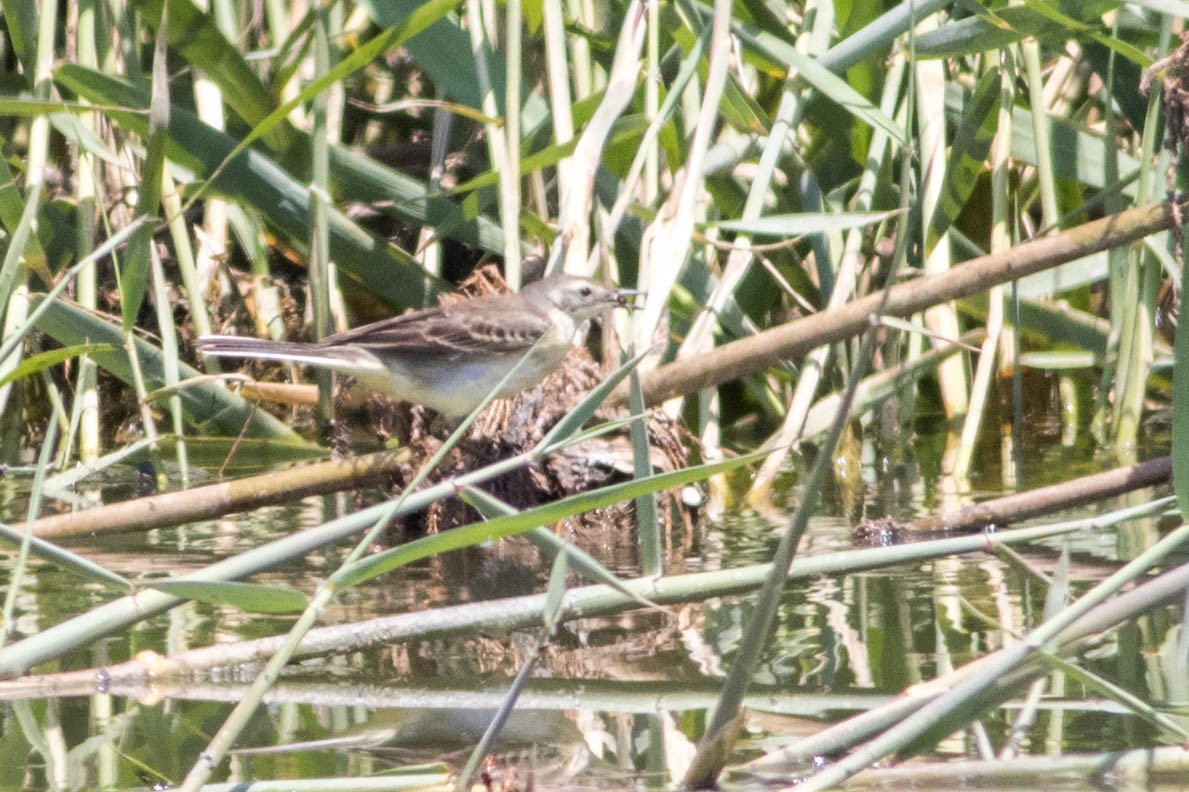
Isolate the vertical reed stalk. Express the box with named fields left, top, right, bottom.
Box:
left=149, top=245, right=189, bottom=487
left=193, top=0, right=233, bottom=309
left=309, top=8, right=335, bottom=424
left=1112, top=16, right=1171, bottom=454
left=74, top=0, right=102, bottom=465
left=163, top=173, right=212, bottom=342
left=1019, top=37, right=1059, bottom=229
left=634, top=0, right=731, bottom=364
left=748, top=20, right=905, bottom=505
left=914, top=16, right=967, bottom=480
left=0, top=0, right=58, bottom=427
left=953, top=51, right=1014, bottom=483
left=417, top=103, right=451, bottom=279
left=644, top=0, right=659, bottom=203
left=467, top=0, right=508, bottom=189
left=1093, top=23, right=1126, bottom=447
left=502, top=0, right=523, bottom=287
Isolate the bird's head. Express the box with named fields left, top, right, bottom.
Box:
left=527, top=274, right=640, bottom=323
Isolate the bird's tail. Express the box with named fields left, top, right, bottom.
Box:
left=196, top=335, right=383, bottom=377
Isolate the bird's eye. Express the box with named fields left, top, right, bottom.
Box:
left=578, top=285, right=593, bottom=297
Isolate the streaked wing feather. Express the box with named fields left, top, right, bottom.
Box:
left=321, top=296, right=551, bottom=356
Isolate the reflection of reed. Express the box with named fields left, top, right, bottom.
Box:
left=0, top=517, right=1113, bottom=687
left=759, top=745, right=1189, bottom=788
left=0, top=672, right=892, bottom=714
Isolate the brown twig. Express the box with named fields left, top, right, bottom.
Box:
left=622, top=200, right=1186, bottom=407
left=916, top=456, right=1171, bottom=533
left=27, top=449, right=411, bottom=539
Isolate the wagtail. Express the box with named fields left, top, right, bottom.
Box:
left=197, top=274, right=636, bottom=419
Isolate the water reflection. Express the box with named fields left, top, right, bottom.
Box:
left=0, top=440, right=1185, bottom=788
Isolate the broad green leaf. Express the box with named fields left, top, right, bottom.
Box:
left=915, top=5, right=1075, bottom=57
left=1022, top=1, right=1149, bottom=67
left=122, top=18, right=171, bottom=332
left=917, top=2, right=1147, bottom=66
left=144, top=579, right=309, bottom=613
left=1081, top=39, right=1152, bottom=133
left=362, top=0, right=486, bottom=110
left=0, top=150, right=47, bottom=272
left=0, top=92, right=128, bottom=171
left=52, top=110, right=126, bottom=168
left=134, top=0, right=509, bottom=257
left=450, top=115, right=650, bottom=194
left=0, top=343, right=117, bottom=388
left=359, top=0, right=548, bottom=128
left=336, top=449, right=765, bottom=588
left=0, top=97, right=92, bottom=116
left=156, top=435, right=327, bottom=472
left=727, top=20, right=906, bottom=144
left=0, top=0, right=37, bottom=72
left=55, top=65, right=443, bottom=310
left=963, top=294, right=1107, bottom=356
left=944, top=83, right=1141, bottom=194
left=926, top=69, right=1001, bottom=256
left=1018, top=251, right=1110, bottom=298
left=716, top=210, right=898, bottom=237
left=206, top=0, right=476, bottom=203
left=735, top=0, right=790, bottom=37
left=134, top=0, right=292, bottom=151
left=31, top=295, right=310, bottom=443
left=719, top=72, right=771, bottom=134
left=523, top=0, right=543, bottom=31
left=332, top=142, right=510, bottom=260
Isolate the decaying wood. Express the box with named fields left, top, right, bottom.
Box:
left=366, top=267, right=693, bottom=538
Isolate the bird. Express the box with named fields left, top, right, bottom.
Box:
left=197, top=274, right=637, bottom=420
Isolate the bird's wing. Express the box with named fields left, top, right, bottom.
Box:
left=321, top=296, right=552, bottom=356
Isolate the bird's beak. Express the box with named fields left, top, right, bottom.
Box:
left=614, top=287, right=645, bottom=309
